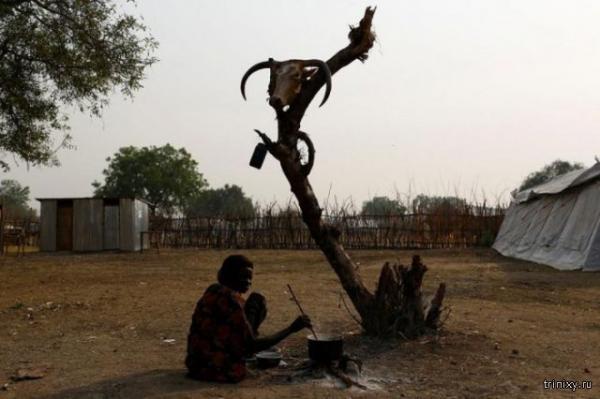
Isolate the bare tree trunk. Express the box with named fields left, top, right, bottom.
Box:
left=253, top=7, right=445, bottom=336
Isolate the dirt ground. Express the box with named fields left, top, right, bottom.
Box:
left=0, top=248, right=598, bottom=398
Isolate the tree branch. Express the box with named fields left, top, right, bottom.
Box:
left=248, top=7, right=446, bottom=336
left=297, top=131, right=315, bottom=176
left=288, top=6, right=376, bottom=123
left=263, top=8, right=379, bottom=318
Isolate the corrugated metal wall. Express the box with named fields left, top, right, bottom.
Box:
left=103, top=205, right=120, bottom=249
left=39, top=200, right=57, bottom=251
left=134, top=199, right=149, bottom=251
left=73, top=199, right=103, bottom=251
left=119, top=199, right=135, bottom=251
left=119, top=199, right=149, bottom=251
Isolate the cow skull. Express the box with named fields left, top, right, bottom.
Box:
left=241, top=58, right=332, bottom=109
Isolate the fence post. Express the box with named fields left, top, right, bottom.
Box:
left=0, top=205, right=3, bottom=255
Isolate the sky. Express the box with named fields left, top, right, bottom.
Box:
left=5, top=0, right=600, bottom=210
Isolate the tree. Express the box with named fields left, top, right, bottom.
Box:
left=92, top=144, right=207, bottom=215
left=411, top=194, right=467, bottom=214
left=0, top=179, right=36, bottom=218
left=0, top=0, right=157, bottom=170
left=519, top=160, right=585, bottom=191
left=186, top=185, right=256, bottom=219
left=243, top=8, right=445, bottom=337
left=361, top=196, right=406, bottom=215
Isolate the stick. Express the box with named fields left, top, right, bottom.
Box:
left=326, top=364, right=367, bottom=390
left=287, top=284, right=319, bottom=340
left=339, top=292, right=362, bottom=327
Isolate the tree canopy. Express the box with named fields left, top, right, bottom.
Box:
left=361, top=196, right=406, bottom=216
left=92, top=144, right=207, bottom=215
left=0, top=0, right=157, bottom=170
left=186, top=184, right=255, bottom=219
left=0, top=179, right=35, bottom=218
left=411, top=194, right=468, bottom=214
left=519, top=160, right=585, bottom=191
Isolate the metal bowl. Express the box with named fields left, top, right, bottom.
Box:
left=256, top=350, right=282, bottom=369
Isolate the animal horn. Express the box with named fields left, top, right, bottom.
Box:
left=304, top=59, right=332, bottom=107
left=240, top=59, right=273, bottom=100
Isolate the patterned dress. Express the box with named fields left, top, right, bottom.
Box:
left=185, top=283, right=254, bottom=382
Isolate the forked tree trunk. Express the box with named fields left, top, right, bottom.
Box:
left=254, top=7, right=445, bottom=337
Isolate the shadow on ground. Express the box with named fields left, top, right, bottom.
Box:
left=40, top=369, right=213, bottom=399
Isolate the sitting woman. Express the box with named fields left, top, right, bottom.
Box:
left=185, top=254, right=311, bottom=383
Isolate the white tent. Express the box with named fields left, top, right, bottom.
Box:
left=493, top=163, right=600, bottom=271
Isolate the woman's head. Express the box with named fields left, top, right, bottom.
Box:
left=218, top=255, right=254, bottom=293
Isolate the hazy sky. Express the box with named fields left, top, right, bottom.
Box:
left=5, top=0, right=600, bottom=210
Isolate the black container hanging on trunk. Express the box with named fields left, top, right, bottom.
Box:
left=249, top=143, right=268, bottom=169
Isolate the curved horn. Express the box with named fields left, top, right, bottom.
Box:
left=240, top=60, right=272, bottom=100
left=304, top=59, right=332, bottom=107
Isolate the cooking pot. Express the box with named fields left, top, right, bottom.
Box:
left=307, top=334, right=344, bottom=363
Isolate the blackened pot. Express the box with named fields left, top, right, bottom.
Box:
left=307, top=334, right=343, bottom=363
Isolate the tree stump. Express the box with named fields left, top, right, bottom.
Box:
left=366, top=255, right=446, bottom=337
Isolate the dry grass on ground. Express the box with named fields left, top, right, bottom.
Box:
left=0, top=249, right=598, bottom=398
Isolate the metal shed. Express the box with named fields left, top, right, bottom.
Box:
left=37, top=197, right=150, bottom=252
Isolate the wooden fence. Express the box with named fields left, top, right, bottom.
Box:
left=0, top=218, right=40, bottom=255
left=146, top=209, right=505, bottom=250
left=0, top=209, right=505, bottom=253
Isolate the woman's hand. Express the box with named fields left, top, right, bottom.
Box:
left=289, top=315, right=312, bottom=333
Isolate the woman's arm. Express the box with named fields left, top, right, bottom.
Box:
left=252, top=315, right=311, bottom=353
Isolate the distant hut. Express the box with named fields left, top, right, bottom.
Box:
left=37, top=197, right=150, bottom=252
